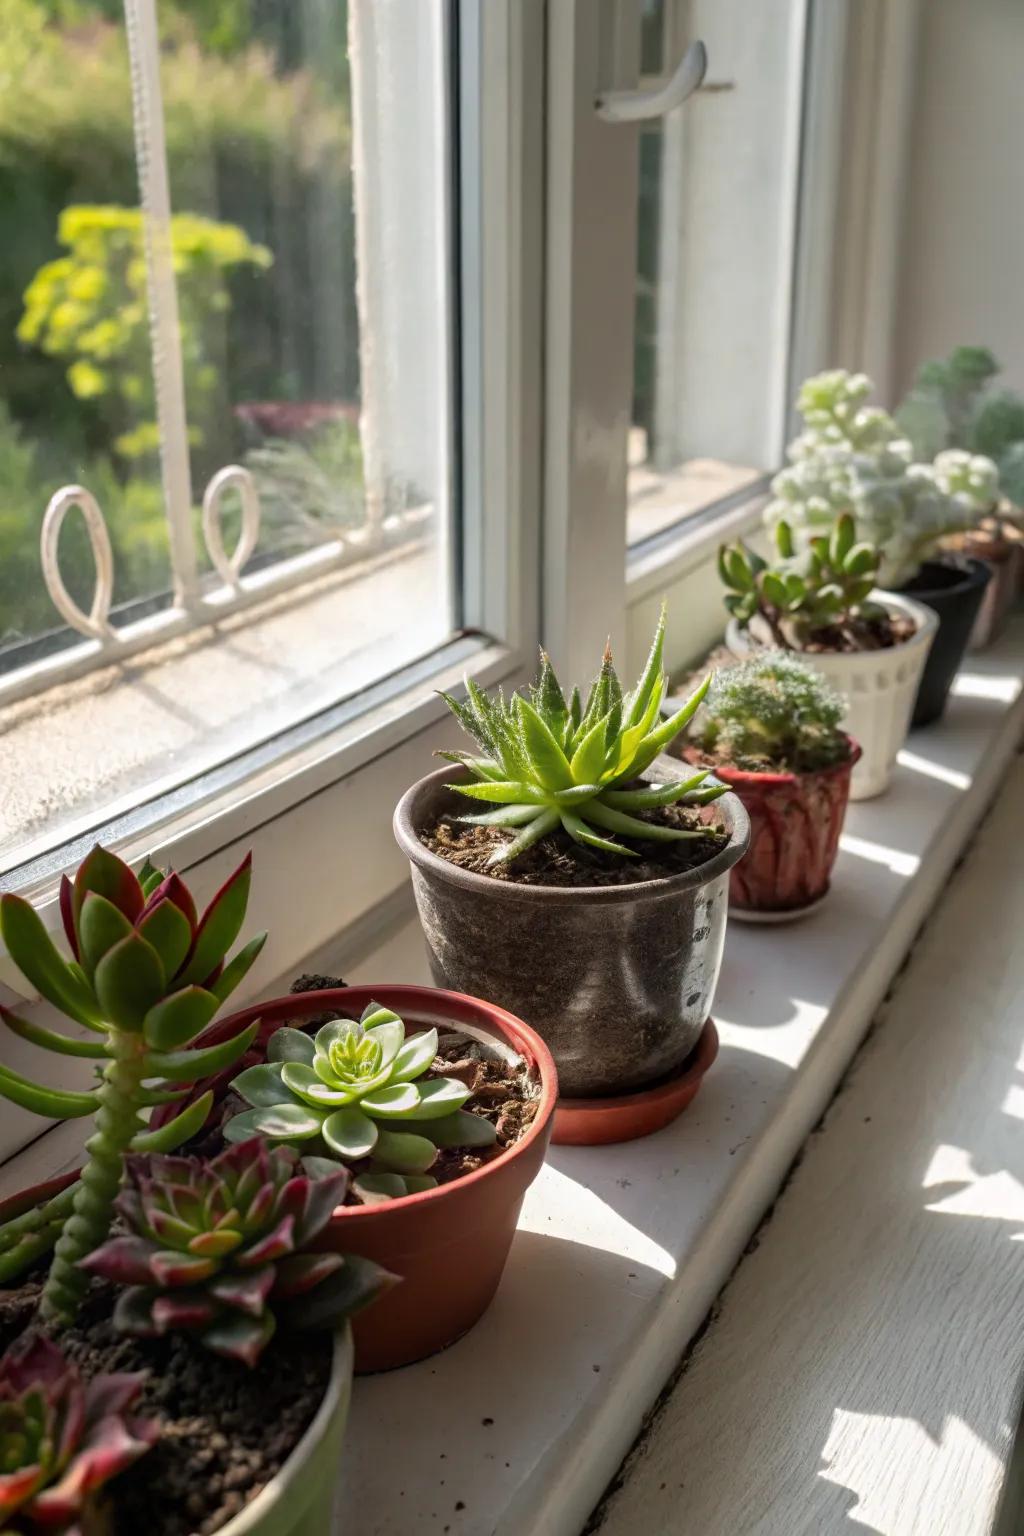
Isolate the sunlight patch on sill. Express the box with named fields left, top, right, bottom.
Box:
left=839, top=832, right=921, bottom=878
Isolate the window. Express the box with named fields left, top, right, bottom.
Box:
left=1, top=0, right=457, bottom=868
left=627, top=0, right=811, bottom=547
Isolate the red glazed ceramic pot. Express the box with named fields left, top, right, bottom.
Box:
left=687, top=740, right=860, bottom=918
left=152, top=985, right=557, bottom=1372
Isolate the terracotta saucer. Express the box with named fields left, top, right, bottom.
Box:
left=551, top=1018, right=719, bottom=1146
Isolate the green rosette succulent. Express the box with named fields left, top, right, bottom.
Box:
left=225, top=1005, right=497, bottom=1202
left=0, top=846, right=266, bottom=1324
left=0, top=1332, right=156, bottom=1536
left=438, top=608, right=726, bottom=866
left=896, top=345, right=1024, bottom=505
left=82, top=1140, right=395, bottom=1367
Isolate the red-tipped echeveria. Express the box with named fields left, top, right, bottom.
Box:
left=225, top=1004, right=498, bottom=1202
left=0, top=846, right=267, bottom=1325
left=0, top=1332, right=156, bottom=1535
left=82, top=1139, right=396, bottom=1366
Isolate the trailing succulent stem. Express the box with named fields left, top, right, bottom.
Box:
left=438, top=607, right=726, bottom=864
left=0, top=845, right=267, bottom=1318
left=719, top=512, right=882, bottom=647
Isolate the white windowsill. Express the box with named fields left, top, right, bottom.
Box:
left=3, top=624, right=1023, bottom=1536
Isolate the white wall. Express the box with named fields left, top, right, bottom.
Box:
left=894, top=0, right=1024, bottom=397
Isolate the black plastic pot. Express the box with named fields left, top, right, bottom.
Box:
left=899, top=558, right=992, bottom=726
left=394, top=759, right=750, bottom=1100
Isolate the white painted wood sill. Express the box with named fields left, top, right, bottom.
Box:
left=1, top=622, right=1023, bottom=1536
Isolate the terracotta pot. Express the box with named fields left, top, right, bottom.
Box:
left=965, top=534, right=1023, bottom=650
left=899, top=557, right=992, bottom=725
left=684, top=740, right=860, bottom=919
left=394, top=760, right=749, bottom=1100
left=154, top=985, right=557, bottom=1372
left=551, top=1018, right=719, bottom=1146
left=725, top=592, right=935, bottom=801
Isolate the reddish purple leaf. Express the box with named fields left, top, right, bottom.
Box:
left=208, top=1264, right=275, bottom=1317
left=200, top=1311, right=276, bottom=1368
left=59, top=874, right=79, bottom=959
left=80, top=1236, right=159, bottom=1287
left=232, top=1214, right=295, bottom=1269
left=271, top=1252, right=345, bottom=1298
left=149, top=1249, right=219, bottom=1287
left=138, top=871, right=197, bottom=930
left=152, top=1292, right=218, bottom=1333
left=0, top=1465, right=45, bottom=1514
left=177, top=854, right=252, bottom=986
left=73, top=845, right=144, bottom=928
left=32, top=1415, right=158, bottom=1520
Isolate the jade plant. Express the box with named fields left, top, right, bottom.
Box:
left=699, top=653, right=848, bottom=773
left=82, top=1141, right=394, bottom=1367
left=719, top=513, right=882, bottom=649
left=438, top=610, right=726, bottom=865
left=0, top=1332, right=157, bottom=1535
left=0, top=847, right=266, bottom=1323
left=768, top=369, right=999, bottom=586
left=896, top=345, right=1024, bottom=506
left=224, top=1005, right=496, bottom=1201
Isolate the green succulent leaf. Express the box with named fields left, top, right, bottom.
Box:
left=322, top=1104, right=378, bottom=1159
left=232, top=1063, right=295, bottom=1108
left=515, top=696, right=574, bottom=791
left=359, top=1082, right=422, bottom=1117
left=560, top=810, right=635, bottom=857
left=0, top=894, right=102, bottom=1030
left=267, top=1027, right=316, bottom=1065
left=143, top=986, right=220, bottom=1050
left=177, top=855, right=252, bottom=987
left=448, top=780, right=546, bottom=805
left=426, top=1110, right=499, bottom=1148
left=0, top=1063, right=97, bottom=1119
left=389, top=1028, right=439, bottom=1084
left=371, top=1127, right=439, bottom=1173
left=225, top=1102, right=324, bottom=1143
left=137, top=898, right=194, bottom=980
left=209, top=932, right=268, bottom=1005
left=147, top=1021, right=259, bottom=1083
left=586, top=802, right=705, bottom=842
left=377, top=1076, right=472, bottom=1121
left=131, top=1091, right=215, bottom=1153
left=486, top=807, right=560, bottom=865
left=94, top=933, right=166, bottom=1032
left=78, top=892, right=134, bottom=980
left=0, top=1006, right=107, bottom=1058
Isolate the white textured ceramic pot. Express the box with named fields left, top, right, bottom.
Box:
left=725, top=592, right=937, bottom=800
left=219, top=1328, right=353, bottom=1536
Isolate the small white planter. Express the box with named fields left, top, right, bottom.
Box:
left=218, top=1328, right=353, bottom=1536
left=725, top=592, right=937, bottom=800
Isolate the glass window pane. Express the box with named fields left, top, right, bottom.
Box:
left=0, top=2, right=168, bottom=661
left=1, top=0, right=455, bottom=868
left=628, top=0, right=806, bottom=544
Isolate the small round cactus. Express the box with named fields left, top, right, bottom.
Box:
left=700, top=653, right=848, bottom=773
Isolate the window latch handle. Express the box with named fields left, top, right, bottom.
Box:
left=596, top=39, right=707, bottom=124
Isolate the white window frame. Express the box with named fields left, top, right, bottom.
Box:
left=1, top=0, right=544, bottom=976
left=2, top=0, right=918, bottom=1000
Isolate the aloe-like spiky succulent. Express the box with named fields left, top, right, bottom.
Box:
left=0, top=846, right=267, bottom=1325
left=0, top=1332, right=156, bottom=1536
left=225, top=1006, right=496, bottom=1201
left=719, top=513, right=882, bottom=648
left=81, top=1140, right=395, bottom=1367
left=438, top=611, right=726, bottom=865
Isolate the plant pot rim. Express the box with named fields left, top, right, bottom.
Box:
left=394, top=762, right=751, bottom=904
left=202, top=983, right=559, bottom=1220
left=686, top=735, right=863, bottom=792
left=216, top=1326, right=352, bottom=1535
left=724, top=587, right=938, bottom=661
left=901, top=555, right=993, bottom=600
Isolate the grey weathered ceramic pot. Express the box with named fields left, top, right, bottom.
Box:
left=394, top=759, right=750, bottom=1098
